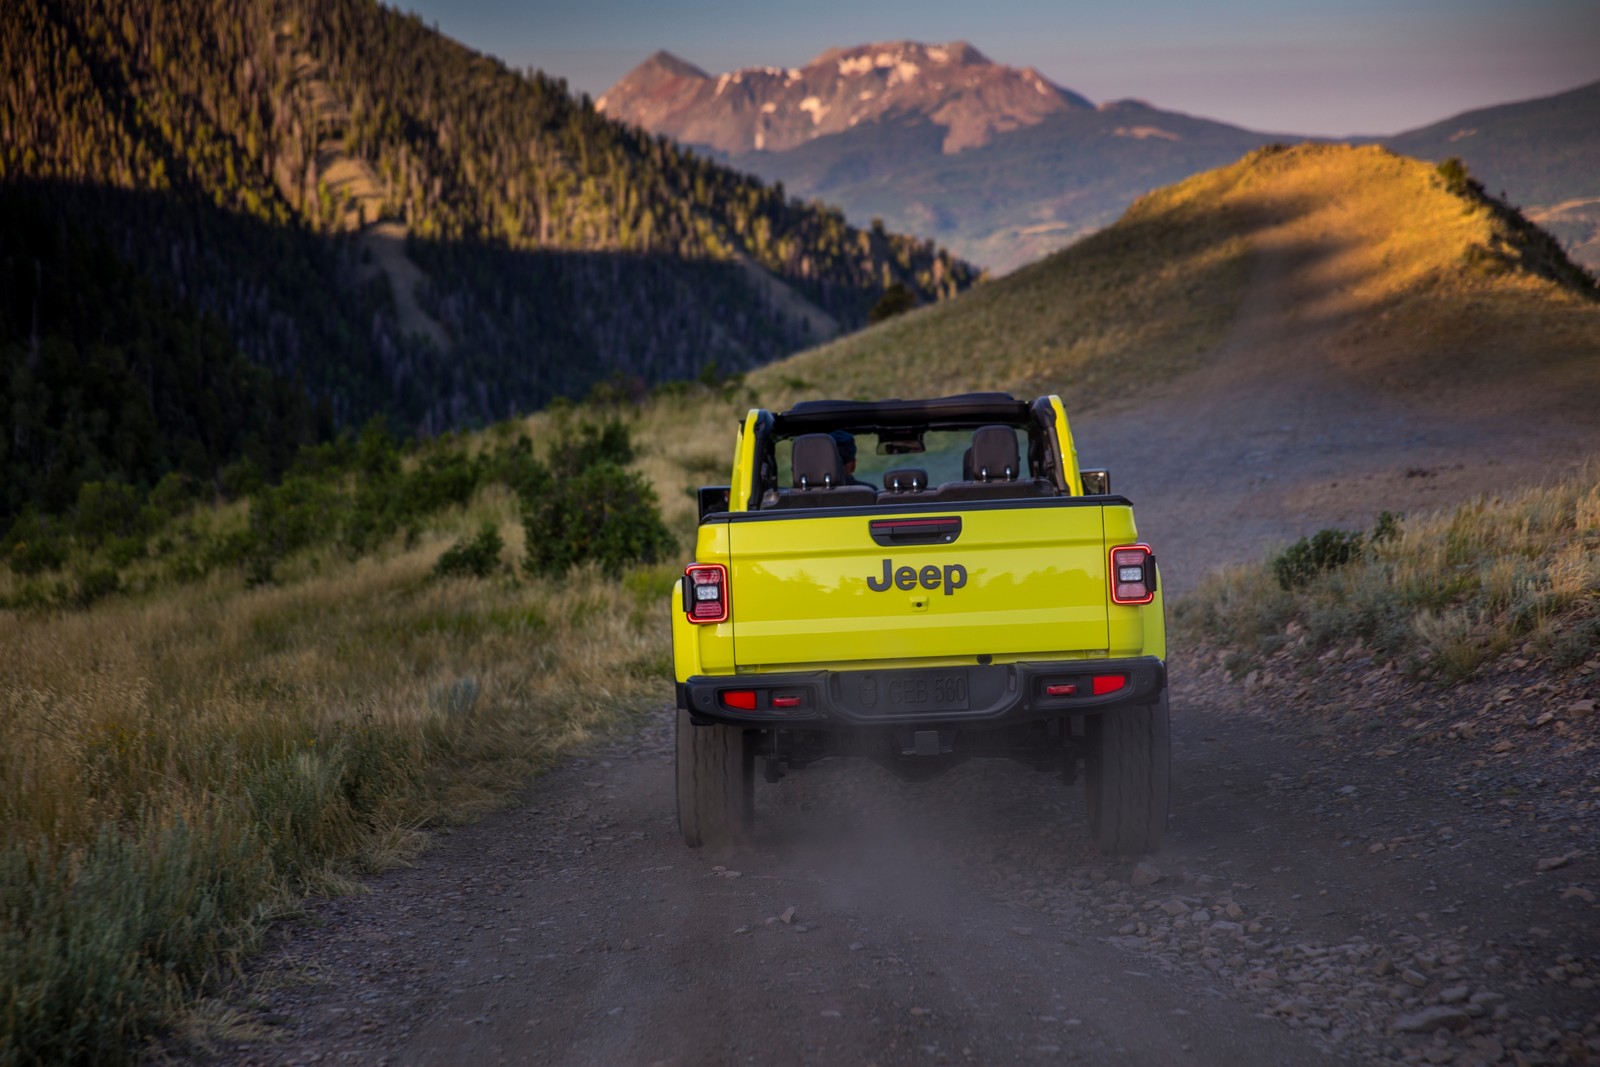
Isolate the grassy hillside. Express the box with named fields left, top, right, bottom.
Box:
left=4, top=142, right=1599, bottom=1063
left=633, top=144, right=1600, bottom=534
left=1378, top=79, right=1600, bottom=274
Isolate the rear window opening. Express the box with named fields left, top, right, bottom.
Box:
left=760, top=425, right=1059, bottom=509
left=774, top=427, right=1018, bottom=489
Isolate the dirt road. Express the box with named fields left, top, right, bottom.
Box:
left=206, top=666, right=1598, bottom=1066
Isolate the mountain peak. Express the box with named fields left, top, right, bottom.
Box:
left=596, top=51, right=707, bottom=113
left=640, top=50, right=708, bottom=80
left=810, top=39, right=992, bottom=71
left=601, top=39, right=1092, bottom=156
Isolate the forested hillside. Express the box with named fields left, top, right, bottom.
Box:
left=0, top=0, right=971, bottom=532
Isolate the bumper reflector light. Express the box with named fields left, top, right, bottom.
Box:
left=1092, top=674, right=1127, bottom=696
left=721, top=690, right=757, bottom=711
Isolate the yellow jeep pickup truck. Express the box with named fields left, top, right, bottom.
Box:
left=671, top=393, right=1168, bottom=854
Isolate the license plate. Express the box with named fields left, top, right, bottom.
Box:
left=885, top=672, right=969, bottom=711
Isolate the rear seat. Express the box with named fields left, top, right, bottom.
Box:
left=766, top=434, right=877, bottom=509
left=926, top=425, right=1056, bottom=502
left=767, top=430, right=1059, bottom=509
left=880, top=468, right=930, bottom=493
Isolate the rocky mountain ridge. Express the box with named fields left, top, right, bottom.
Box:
left=600, top=40, right=1293, bottom=271
left=599, top=40, right=1093, bottom=156
left=601, top=43, right=1600, bottom=276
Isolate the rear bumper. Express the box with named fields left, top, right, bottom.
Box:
left=680, top=656, right=1165, bottom=730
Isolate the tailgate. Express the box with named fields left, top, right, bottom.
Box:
left=726, top=506, right=1109, bottom=669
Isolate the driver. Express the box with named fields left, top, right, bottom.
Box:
left=830, top=430, right=872, bottom=486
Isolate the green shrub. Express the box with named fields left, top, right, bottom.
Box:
left=147, top=471, right=198, bottom=516
left=1371, top=510, right=1401, bottom=544
left=585, top=372, right=646, bottom=408
left=1272, top=527, right=1364, bottom=590
left=1552, top=615, right=1600, bottom=669
left=409, top=449, right=480, bottom=513
left=103, top=535, right=146, bottom=569
left=523, top=461, right=674, bottom=577
left=2, top=510, right=68, bottom=576
left=869, top=281, right=916, bottom=323
left=550, top=419, right=635, bottom=471
left=72, top=566, right=122, bottom=608
left=249, top=475, right=340, bottom=568
left=218, top=457, right=263, bottom=500
left=354, top=417, right=402, bottom=479
left=1437, top=156, right=1474, bottom=197
left=432, top=523, right=505, bottom=580
left=482, top=435, right=550, bottom=501
left=72, top=482, right=145, bottom=549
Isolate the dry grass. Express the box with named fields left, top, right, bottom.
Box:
left=1175, top=473, right=1600, bottom=682
left=0, top=492, right=675, bottom=1063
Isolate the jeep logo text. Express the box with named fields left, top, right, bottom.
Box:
left=866, top=559, right=967, bottom=595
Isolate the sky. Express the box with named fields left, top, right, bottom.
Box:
left=392, top=0, right=1598, bottom=138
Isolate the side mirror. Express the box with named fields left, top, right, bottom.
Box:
left=1080, top=469, right=1110, bottom=495
left=697, top=485, right=731, bottom=521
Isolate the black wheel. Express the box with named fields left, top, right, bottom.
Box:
left=675, top=708, right=754, bottom=848
left=1084, top=693, right=1170, bottom=855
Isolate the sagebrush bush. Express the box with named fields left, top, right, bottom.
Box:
left=432, top=523, right=505, bottom=580
left=1272, top=527, right=1364, bottom=590
left=0, top=816, right=273, bottom=1067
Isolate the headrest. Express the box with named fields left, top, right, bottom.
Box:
left=882, top=468, right=929, bottom=492
left=970, top=425, right=1019, bottom=482
left=791, top=434, right=844, bottom=489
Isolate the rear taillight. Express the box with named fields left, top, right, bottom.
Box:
left=1109, top=544, right=1156, bottom=605
left=685, top=564, right=729, bottom=624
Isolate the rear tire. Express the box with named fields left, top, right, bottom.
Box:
left=676, top=708, right=754, bottom=848
left=1084, top=693, right=1170, bottom=855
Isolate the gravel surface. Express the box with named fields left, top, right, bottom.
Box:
left=189, top=653, right=1598, bottom=1066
